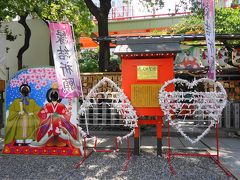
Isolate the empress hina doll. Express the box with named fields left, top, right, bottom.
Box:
left=31, top=83, right=79, bottom=147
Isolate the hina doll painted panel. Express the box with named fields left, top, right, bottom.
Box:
left=3, top=67, right=81, bottom=156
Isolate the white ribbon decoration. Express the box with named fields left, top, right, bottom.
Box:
left=159, top=78, right=227, bottom=144
left=77, top=77, right=138, bottom=142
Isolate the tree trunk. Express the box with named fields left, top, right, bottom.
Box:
left=17, top=15, right=31, bottom=70
left=98, top=17, right=110, bottom=72
left=83, top=0, right=111, bottom=72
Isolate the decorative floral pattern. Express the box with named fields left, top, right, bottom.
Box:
left=9, top=68, right=57, bottom=90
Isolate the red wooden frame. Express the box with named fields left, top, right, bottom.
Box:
left=167, top=121, right=233, bottom=177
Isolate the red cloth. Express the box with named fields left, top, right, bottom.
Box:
left=36, top=102, right=78, bottom=145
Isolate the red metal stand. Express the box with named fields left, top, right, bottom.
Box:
left=74, top=136, right=132, bottom=171
left=74, top=137, right=94, bottom=168
left=122, top=137, right=132, bottom=171
left=167, top=121, right=233, bottom=177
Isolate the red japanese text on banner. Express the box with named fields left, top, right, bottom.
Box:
left=49, top=22, right=82, bottom=98
left=204, top=0, right=216, bottom=80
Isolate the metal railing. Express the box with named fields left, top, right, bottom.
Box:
left=108, top=11, right=191, bottom=21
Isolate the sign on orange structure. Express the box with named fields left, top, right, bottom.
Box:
left=115, top=37, right=182, bottom=155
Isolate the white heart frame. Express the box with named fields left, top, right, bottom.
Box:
left=159, top=78, right=227, bottom=144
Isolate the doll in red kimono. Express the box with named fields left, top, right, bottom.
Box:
left=32, top=83, right=78, bottom=147
left=179, top=50, right=200, bottom=69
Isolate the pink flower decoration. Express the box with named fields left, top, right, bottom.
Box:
left=36, top=85, right=40, bottom=90
left=42, top=81, right=47, bottom=86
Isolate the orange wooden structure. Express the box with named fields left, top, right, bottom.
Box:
left=115, top=37, right=182, bottom=155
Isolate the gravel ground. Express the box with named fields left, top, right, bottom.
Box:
left=0, top=149, right=234, bottom=180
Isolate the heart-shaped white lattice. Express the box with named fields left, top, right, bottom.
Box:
left=159, top=78, right=227, bottom=144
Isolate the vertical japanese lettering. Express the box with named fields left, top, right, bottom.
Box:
left=49, top=22, right=82, bottom=97
left=204, top=0, right=216, bottom=80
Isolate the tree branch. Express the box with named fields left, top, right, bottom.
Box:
left=84, top=0, right=100, bottom=18
left=100, top=0, right=111, bottom=15
left=17, top=14, right=31, bottom=70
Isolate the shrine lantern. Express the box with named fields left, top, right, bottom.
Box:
left=114, top=37, right=182, bottom=155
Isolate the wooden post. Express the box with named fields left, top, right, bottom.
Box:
left=134, top=126, right=140, bottom=155
left=156, top=116, right=163, bottom=156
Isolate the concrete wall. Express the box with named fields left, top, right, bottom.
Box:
left=0, top=33, right=7, bottom=80
left=1, top=19, right=50, bottom=80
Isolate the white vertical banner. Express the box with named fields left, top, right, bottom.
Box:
left=204, top=0, right=216, bottom=80
left=49, top=22, right=82, bottom=98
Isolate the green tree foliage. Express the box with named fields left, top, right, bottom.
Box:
left=36, top=0, right=94, bottom=37
left=215, top=8, right=240, bottom=34
left=83, top=0, right=166, bottom=72
left=139, top=0, right=201, bottom=14
left=79, top=49, right=121, bottom=72
left=80, top=49, right=99, bottom=72
left=1, top=0, right=94, bottom=36
left=0, top=0, right=94, bottom=69
left=169, top=8, right=240, bottom=35
left=161, top=7, right=240, bottom=56
left=0, top=0, right=37, bottom=70
left=139, top=0, right=164, bottom=13
left=83, top=0, right=112, bottom=72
